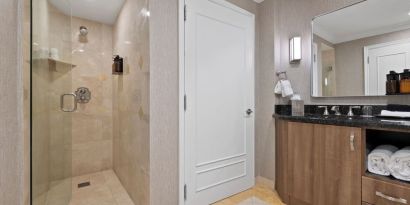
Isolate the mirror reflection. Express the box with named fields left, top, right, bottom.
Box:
left=312, top=0, right=410, bottom=97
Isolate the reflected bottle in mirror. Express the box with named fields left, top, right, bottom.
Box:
left=386, top=71, right=400, bottom=95
left=400, top=69, right=410, bottom=94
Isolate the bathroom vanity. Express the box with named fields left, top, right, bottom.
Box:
left=274, top=109, right=410, bottom=205
left=275, top=1, right=410, bottom=203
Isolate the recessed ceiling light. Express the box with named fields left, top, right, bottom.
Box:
left=408, top=11, right=410, bottom=16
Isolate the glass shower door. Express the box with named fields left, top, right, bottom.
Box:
left=31, top=0, right=73, bottom=204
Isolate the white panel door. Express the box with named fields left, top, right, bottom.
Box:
left=366, top=41, right=410, bottom=95
left=184, top=0, right=255, bottom=204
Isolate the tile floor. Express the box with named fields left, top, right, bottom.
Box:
left=43, top=171, right=283, bottom=205
left=213, top=183, right=286, bottom=205
left=69, top=170, right=134, bottom=205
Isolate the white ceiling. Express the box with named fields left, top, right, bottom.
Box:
left=49, top=0, right=125, bottom=25
left=313, top=0, right=410, bottom=44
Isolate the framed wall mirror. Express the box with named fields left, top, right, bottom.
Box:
left=312, top=0, right=410, bottom=97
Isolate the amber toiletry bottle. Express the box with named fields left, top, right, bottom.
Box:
left=400, top=69, right=410, bottom=94
left=386, top=71, right=400, bottom=95
left=112, top=55, right=123, bottom=75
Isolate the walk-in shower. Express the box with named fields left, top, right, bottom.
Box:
left=31, top=0, right=150, bottom=204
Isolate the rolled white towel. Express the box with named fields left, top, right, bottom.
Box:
left=380, top=110, right=410, bottom=118
left=389, top=147, right=410, bottom=182
left=368, top=145, right=398, bottom=176
left=274, top=81, right=282, bottom=94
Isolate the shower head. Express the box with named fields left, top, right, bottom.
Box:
left=79, top=26, right=88, bottom=36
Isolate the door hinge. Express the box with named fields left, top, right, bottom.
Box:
left=184, top=184, right=187, bottom=200
left=367, top=56, right=370, bottom=64
left=184, top=4, right=187, bottom=21
left=184, top=94, right=187, bottom=111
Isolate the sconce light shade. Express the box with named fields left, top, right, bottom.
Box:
left=290, top=36, right=302, bottom=64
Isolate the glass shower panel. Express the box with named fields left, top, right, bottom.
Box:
left=31, top=0, right=73, bottom=204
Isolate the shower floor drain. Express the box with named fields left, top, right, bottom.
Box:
left=78, top=181, right=91, bottom=188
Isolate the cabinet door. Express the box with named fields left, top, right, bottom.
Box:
left=275, top=120, right=289, bottom=203
left=313, top=124, right=362, bottom=205
left=288, top=122, right=316, bottom=205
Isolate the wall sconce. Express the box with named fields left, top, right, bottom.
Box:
left=290, top=36, right=302, bottom=64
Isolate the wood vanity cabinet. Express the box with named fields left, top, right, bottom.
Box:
left=275, top=120, right=362, bottom=205
left=275, top=119, right=289, bottom=203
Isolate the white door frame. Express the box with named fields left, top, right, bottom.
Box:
left=178, top=0, right=186, bottom=204
left=364, top=38, right=410, bottom=95
left=178, top=0, right=255, bottom=204
left=312, top=42, right=319, bottom=96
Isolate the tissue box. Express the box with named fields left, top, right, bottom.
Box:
left=291, top=100, right=304, bottom=116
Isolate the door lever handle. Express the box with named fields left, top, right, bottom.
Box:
left=246, top=109, right=253, bottom=116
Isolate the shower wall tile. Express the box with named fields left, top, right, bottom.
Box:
left=31, top=1, right=52, bottom=201
left=113, top=0, right=150, bottom=204
left=45, top=4, right=115, bottom=179
left=46, top=3, right=74, bottom=185
left=70, top=17, right=114, bottom=177
left=72, top=139, right=113, bottom=175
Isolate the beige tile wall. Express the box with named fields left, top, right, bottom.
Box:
left=31, top=0, right=52, bottom=203
left=32, top=3, right=74, bottom=204
left=47, top=3, right=73, bottom=183
left=70, top=17, right=114, bottom=177
left=112, top=0, right=150, bottom=204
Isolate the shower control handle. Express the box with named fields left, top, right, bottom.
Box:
left=60, top=93, right=77, bottom=112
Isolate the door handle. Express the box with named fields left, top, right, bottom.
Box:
left=350, top=133, right=355, bottom=151
left=60, top=93, right=77, bottom=112
left=246, top=109, right=253, bottom=116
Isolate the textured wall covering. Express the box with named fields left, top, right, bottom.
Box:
left=256, top=0, right=276, bottom=181
left=149, top=0, right=179, bottom=204
left=229, top=0, right=276, bottom=184
left=0, top=0, right=25, bottom=204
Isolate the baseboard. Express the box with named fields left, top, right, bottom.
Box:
left=255, top=176, right=275, bottom=190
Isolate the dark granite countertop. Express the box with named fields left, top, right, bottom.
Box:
left=273, top=114, right=410, bottom=131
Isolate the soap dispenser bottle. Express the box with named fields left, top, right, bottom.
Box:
left=112, top=55, right=123, bottom=75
